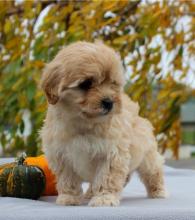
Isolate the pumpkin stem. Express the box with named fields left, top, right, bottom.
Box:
left=16, top=152, right=27, bottom=165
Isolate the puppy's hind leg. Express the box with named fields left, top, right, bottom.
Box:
left=137, top=151, right=168, bottom=198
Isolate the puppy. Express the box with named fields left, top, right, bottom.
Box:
left=40, top=41, right=167, bottom=206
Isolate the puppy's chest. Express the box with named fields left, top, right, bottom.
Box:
left=63, top=135, right=114, bottom=181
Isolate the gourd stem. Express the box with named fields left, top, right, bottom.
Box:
left=17, top=152, right=27, bottom=165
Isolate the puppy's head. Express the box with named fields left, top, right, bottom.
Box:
left=41, top=41, right=124, bottom=121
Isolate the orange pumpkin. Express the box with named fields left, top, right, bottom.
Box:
left=25, top=155, right=57, bottom=196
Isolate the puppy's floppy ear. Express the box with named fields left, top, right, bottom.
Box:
left=41, top=63, right=61, bottom=105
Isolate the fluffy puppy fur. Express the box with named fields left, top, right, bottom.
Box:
left=40, top=41, right=167, bottom=207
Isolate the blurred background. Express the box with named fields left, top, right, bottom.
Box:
left=0, top=0, right=195, bottom=168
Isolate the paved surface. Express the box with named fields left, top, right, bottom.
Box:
left=1, top=165, right=195, bottom=220
left=166, top=158, right=195, bottom=170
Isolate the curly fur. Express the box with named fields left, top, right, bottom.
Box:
left=40, top=41, right=167, bottom=206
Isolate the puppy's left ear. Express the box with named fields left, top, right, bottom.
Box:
left=41, top=63, right=62, bottom=105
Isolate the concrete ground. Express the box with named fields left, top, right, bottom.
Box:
left=166, top=158, right=195, bottom=170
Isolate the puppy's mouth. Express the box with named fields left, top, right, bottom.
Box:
left=81, top=109, right=111, bottom=118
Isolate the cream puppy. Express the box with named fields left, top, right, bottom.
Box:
left=40, top=41, right=167, bottom=206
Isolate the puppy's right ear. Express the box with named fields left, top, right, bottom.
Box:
left=41, top=63, right=61, bottom=105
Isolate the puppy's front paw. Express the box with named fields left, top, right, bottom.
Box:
left=56, top=194, right=81, bottom=206
left=88, top=194, right=120, bottom=207
left=148, top=189, right=169, bottom=199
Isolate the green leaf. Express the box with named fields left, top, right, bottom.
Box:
left=26, top=82, right=36, bottom=102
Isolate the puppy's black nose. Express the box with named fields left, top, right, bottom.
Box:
left=101, top=98, right=113, bottom=111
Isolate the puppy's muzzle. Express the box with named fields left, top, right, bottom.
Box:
left=101, top=98, right=113, bottom=114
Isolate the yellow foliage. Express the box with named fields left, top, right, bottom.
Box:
left=0, top=0, right=194, bottom=158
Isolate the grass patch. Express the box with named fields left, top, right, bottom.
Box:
left=182, top=131, right=195, bottom=145
left=191, top=152, right=195, bottom=157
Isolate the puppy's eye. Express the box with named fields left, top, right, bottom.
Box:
left=78, top=78, right=93, bottom=91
